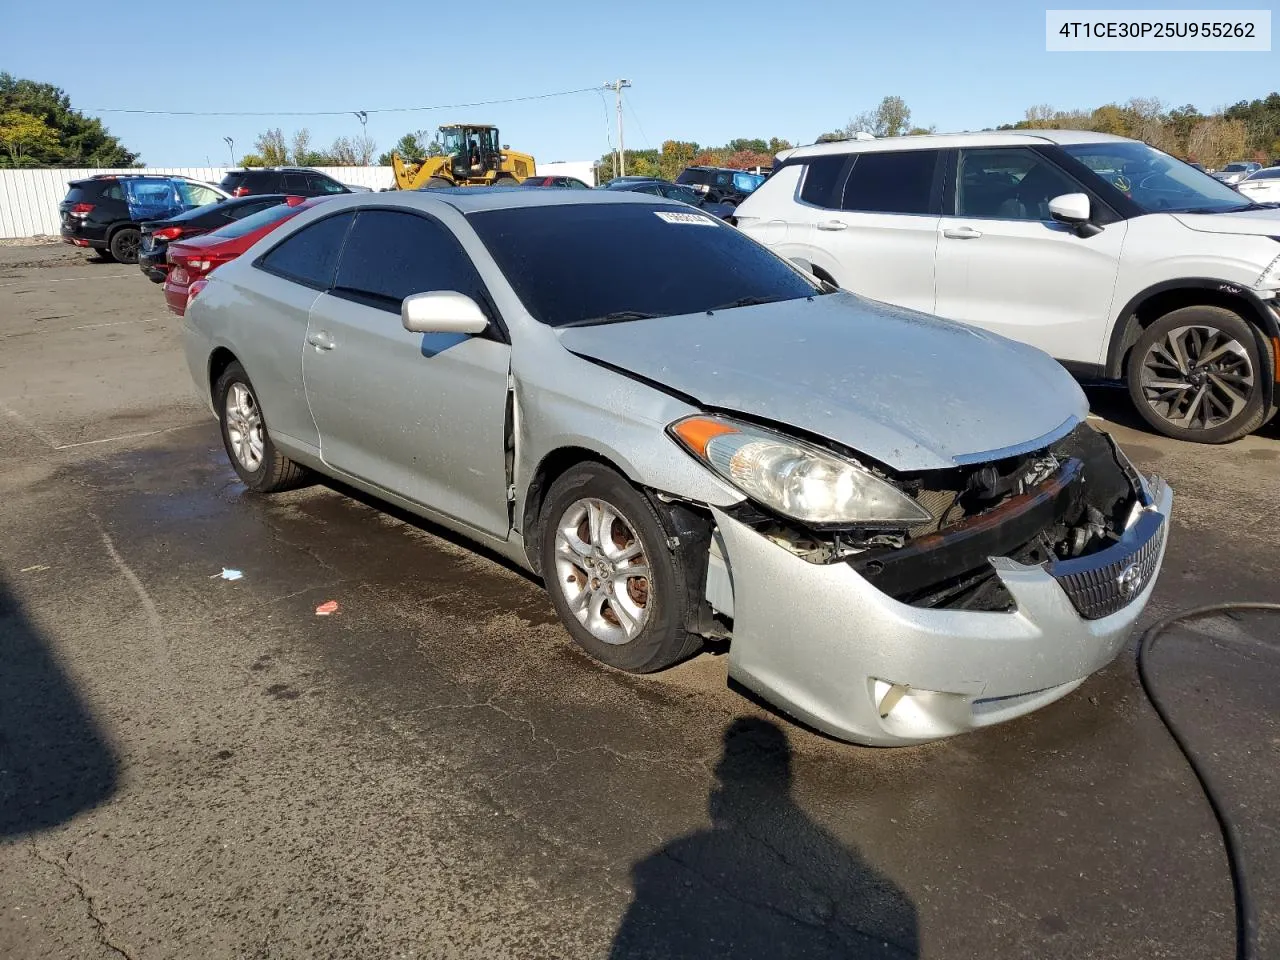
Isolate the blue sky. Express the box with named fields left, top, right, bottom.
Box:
left=3, top=0, right=1277, bottom=166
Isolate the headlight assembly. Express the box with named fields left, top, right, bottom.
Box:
left=669, top=416, right=931, bottom=527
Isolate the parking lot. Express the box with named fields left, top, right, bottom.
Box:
left=1, top=242, right=1278, bottom=958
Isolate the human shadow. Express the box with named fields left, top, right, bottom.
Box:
left=0, top=575, right=118, bottom=836
left=610, top=718, right=919, bottom=959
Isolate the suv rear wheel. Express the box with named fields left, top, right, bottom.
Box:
left=108, top=227, right=141, bottom=264
left=1126, top=305, right=1269, bottom=443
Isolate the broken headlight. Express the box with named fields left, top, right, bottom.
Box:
left=668, top=415, right=931, bottom=527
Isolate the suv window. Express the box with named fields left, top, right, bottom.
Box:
left=308, top=174, right=347, bottom=195
left=842, top=151, right=937, bottom=215
left=257, top=212, right=354, bottom=288
left=176, top=181, right=223, bottom=207
left=281, top=172, right=307, bottom=191
left=956, top=148, right=1080, bottom=220
left=799, top=154, right=851, bottom=208
left=219, top=172, right=248, bottom=193
left=333, top=209, right=487, bottom=311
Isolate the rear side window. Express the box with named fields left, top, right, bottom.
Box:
left=333, top=209, right=486, bottom=311
left=282, top=173, right=307, bottom=191
left=799, top=155, right=850, bottom=208
left=256, top=212, right=354, bottom=289
left=841, top=151, right=938, bottom=215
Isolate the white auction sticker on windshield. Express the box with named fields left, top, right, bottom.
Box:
left=654, top=211, right=717, bottom=225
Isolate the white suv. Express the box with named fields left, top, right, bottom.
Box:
left=735, top=131, right=1280, bottom=443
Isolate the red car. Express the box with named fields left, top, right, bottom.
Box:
left=164, top=196, right=327, bottom=316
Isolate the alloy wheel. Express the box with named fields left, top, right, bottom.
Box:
left=552, top=498, right=652, bottom=645
left=1139, top=324, right=1254, bottom=431
left=225, top=382, right=264, bottom=472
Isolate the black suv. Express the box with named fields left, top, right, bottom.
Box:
left=219, top=168, right=352, bottom=197
left=675, top=166, right=767, bottom=206
left=59, top=175, right=226, bottom=264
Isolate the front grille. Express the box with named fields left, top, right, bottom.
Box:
left=1048, top=512, right=1165, bottom=620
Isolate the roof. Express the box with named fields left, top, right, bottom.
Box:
left=780, top=129, right=1136, bottom=161
left=304, top=186, right=675, bottom=217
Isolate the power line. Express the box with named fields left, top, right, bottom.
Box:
left=87, top=86, right=602, bottom=118
left=621, top=90, right=652, bottom=150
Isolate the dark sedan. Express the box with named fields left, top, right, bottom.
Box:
left=602, top=178, right=736, bottom=219
left=137, top=194, right=298, bottom=282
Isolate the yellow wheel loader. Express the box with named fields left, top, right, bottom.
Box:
left=391, top=124, right=535, bottom=190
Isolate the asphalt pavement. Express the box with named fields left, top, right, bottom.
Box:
left=1, top=244, right=1277, bottom=959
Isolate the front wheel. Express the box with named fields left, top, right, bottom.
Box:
left=214, top=362, right=310, bottom=492
left=539, top=464, right=702, bottom=673
left=1126, top=305, right=1269, bottom=443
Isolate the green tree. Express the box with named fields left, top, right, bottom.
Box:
left=253, top=128, right=288, bottom=165
left=844, top=96, right=913, bottom=139
left=0, top=110, right=59, bottom=166
left=0, top=72, right=137, bottom=167
left=378, top=130, right=444, bottom=165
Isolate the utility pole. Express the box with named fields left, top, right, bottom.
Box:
left=604, top=79, right=631, bottom=177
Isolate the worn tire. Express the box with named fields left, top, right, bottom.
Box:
left=108, top=227, right=141, bottom=264
left=1126, top=305, right=1269, bottom=444
left=419, top=176, right=454, bottom=190
left=214, top=361, right=309, bottom=493
left=539, top=463, right=702, bottom=673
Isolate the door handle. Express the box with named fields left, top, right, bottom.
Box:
left=307, top=331, right=335, bottom=351
left=943, top=226, right=983, bottom=240
left=817, top=220, right=848, bottom=231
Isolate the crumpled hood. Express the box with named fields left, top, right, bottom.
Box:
left=1172, top=207, right=1280, bottom=236
left=558, top=293, right=1086, bottom=472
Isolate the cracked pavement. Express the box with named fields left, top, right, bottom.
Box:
left=1, top=244, right=1277, bottom=958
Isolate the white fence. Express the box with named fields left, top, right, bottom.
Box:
left=0, top=161, right=596, bottom=239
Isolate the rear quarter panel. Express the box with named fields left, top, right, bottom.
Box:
left=183, top=261, right=324, bottom=455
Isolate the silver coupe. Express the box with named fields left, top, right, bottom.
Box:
left=182, top=188, right=1172, bottom=746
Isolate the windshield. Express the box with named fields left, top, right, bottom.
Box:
left=209, top=202, right=296, bottom=239
left=1223, top=163, right=1252, bottom=172
left=1061, top=141, right=1250, bottom=213
left=468, top=203, right=820, bottom=327
left=1246, top=168, right=1280, bottom=180
left=440, top=128, right=464, bottom=156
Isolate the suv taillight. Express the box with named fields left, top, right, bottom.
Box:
left=153, top=226, right=184, bottom=241
left=232, top=187, right=250, bottom=197
left=70, top=202, right=94, bottom=217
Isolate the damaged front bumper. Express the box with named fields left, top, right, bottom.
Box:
left=707, top=474, right=1172, bottom=747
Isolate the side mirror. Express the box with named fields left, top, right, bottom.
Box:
left=1048, top=193, right=1101, bottom=237
left=401, top=291, right=489, bottom=335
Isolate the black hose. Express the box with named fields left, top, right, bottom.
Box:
left=1136, top=602, right=1280, bottom=960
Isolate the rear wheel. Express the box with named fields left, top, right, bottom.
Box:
left=1126, top=305, right=1269, bottom=443
left=419, top=176, right=454, bottom=190
left=539, top=464, right=702, bottom=673
left=493, top=173, right=519, bottom=187
left=108, top=227, right=141, bottom=264
left=214, top=362, right=309, bottom=492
